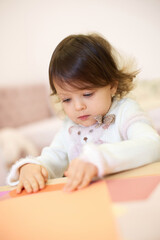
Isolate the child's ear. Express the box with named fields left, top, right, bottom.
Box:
left=110, top=81, right=118, bottom=96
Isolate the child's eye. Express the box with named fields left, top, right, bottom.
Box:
left=83, top=93, right=93, bottom=97
left=62, top=98, right=71, bottom=103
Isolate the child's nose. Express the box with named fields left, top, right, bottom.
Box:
left=74, top=100, right=86, bottom=111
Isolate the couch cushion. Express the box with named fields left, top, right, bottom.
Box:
left=130, top=79, right=160, bottom=111
left=0, top=84, right=53, bottom=128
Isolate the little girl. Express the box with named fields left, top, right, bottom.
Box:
left=7, top=33, right=160, bottom=193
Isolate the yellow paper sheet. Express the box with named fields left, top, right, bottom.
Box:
left=0, top=180, right=120, bottom=240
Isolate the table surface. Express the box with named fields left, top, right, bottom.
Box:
left=0, top=161, right=160, bottom=191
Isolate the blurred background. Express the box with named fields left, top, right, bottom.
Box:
left=0, top=0, right=160, bottom=86
left=0, top=0, right=160, bottom=185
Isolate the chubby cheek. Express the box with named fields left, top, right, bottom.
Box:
left=101, top=99, right=112, bottom=114
left=62, top=104, right=69, bottom=114
left=63, top=106, right=75, bottom=120
left=93, top=105, right=109, bottom=117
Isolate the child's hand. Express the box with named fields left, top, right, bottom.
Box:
left=17, top=164, right=48, bottom=194
left=63, top=159, right=98, bottom=192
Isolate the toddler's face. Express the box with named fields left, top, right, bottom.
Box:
left=54, top=83, right=117, bottom=127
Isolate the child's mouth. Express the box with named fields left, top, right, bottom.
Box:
left=78, top=115, right=90, bottom=121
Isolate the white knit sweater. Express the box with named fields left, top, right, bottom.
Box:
left=7, top=98, right=160, bottom=186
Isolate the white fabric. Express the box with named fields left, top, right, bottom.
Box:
left=7, top=98, right=160, bottom=186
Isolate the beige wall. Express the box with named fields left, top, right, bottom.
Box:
left=0, top=0, right=160, bottom=86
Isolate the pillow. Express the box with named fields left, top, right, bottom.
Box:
left=0, top=84, right=53, bottom=128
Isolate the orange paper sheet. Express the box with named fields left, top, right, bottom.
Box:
left=9, top=183, right=65, bottom=198
left=0, top=180, right=120, bottom=240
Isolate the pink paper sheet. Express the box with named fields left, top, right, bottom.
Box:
left=106, top=175, right=160, bottom=202
left=0, top=191, right=9, bottom=197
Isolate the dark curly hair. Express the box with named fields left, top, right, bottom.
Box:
left=49, top=33, right=139, bottom=98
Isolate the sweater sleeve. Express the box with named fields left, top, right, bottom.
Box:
left=7, top=122, right=69, bottom=186
left=80, top=100, right=160, bottom=177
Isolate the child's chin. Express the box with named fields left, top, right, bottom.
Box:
left=79, top=120, right=96, bottom=127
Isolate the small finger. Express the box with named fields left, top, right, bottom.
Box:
left=16, top=182, right=24, bottom=194
left=35, top=174, right=46, bottom=190
left=64, top=172, right=84, bottom=192
left=41, top=167, right=48, bottom=182
left=77, top=174, right=91, bottom=189
left=78, top=165, right=97, bottom=189
left=23, top=180, right=33, bottom=193
left=30, top=177, right=39, bottom=192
